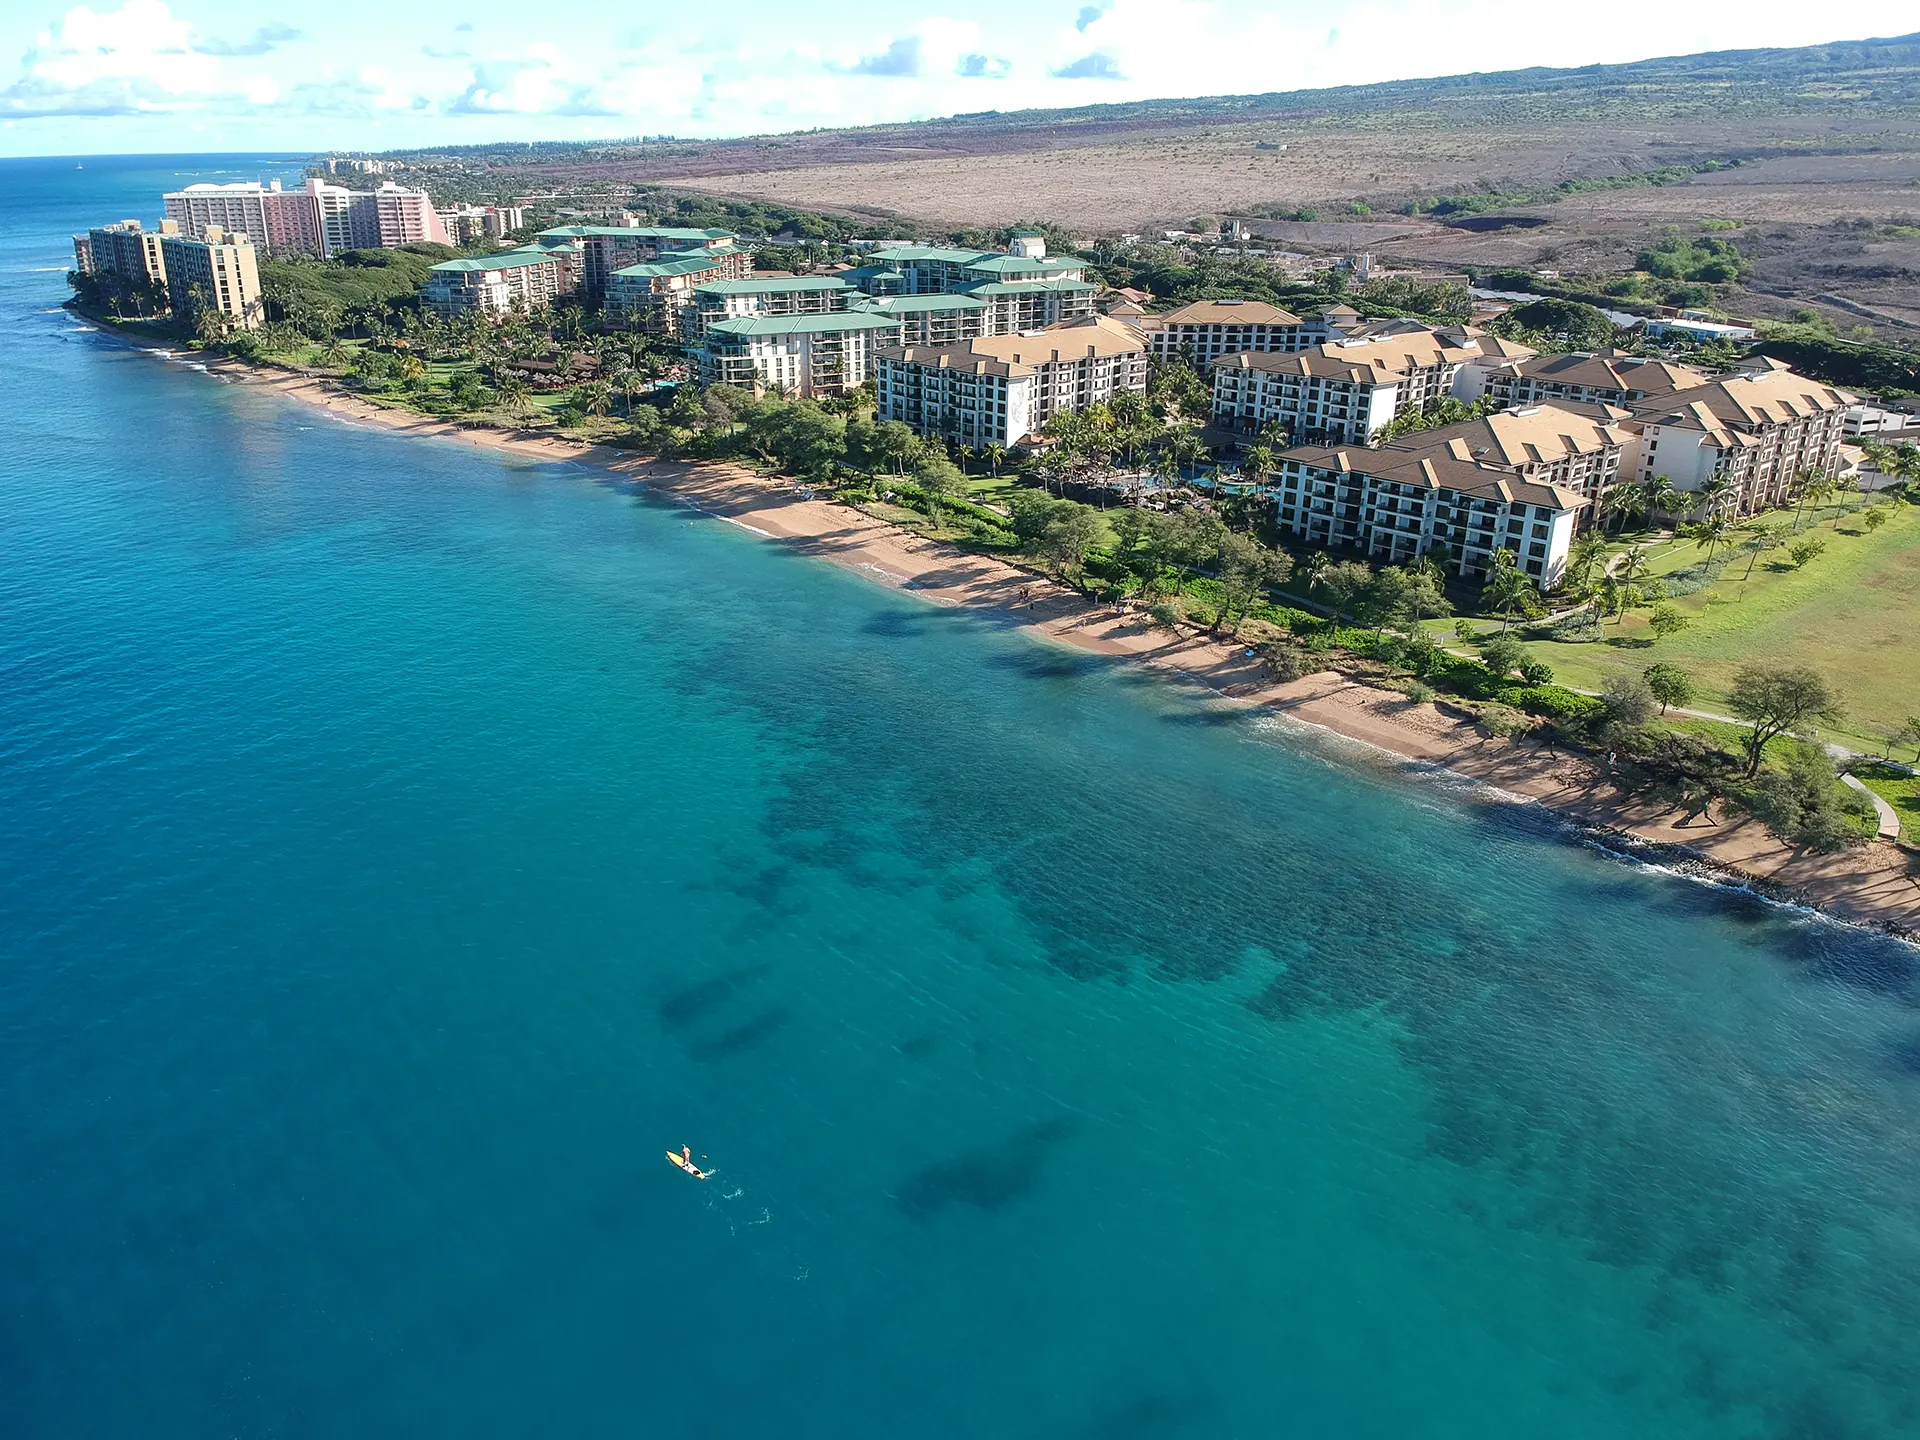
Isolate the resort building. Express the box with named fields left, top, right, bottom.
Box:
left=1211, top=329, right=1477, bottom=444
left=686, top=276, right=856, bottom=339
left=420, top=249, right=564, bottom=319
left=1447, top=333, right=1538, bottom=403
left=1486, top=352, right=1710, bottom=410
left=73, top=218, right=174, bottom=307
left=1623, top=361, right=1853, bottom=514
left=164, top=179, right=448, bottom=258
left=1264, top=403, right=1620, bottom=585
left=158, top=226, right=263, bottom=331
left=696, top=312, right=904, bottom=396
left=539, top=226, right=749, bottom=303
left=875, top=315, right=1149, bottom=448
left=1133, top=299, right=1316, bottom=365
left=847, top=242, right=1097, bottom=336
left=606, top=254, right=737, bottom=335
left=850, top=293, right=988, bottom=347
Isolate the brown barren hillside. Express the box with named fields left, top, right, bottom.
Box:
left=390, top=33, right=1920, bottom=325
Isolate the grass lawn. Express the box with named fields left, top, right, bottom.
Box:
left=1520, top=501, right=1920, bottom=749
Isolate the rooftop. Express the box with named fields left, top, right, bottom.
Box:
left=1147, top=299, right=1306, bottom=327
left=963, top=279, right=1099, bottom=296
left=695, top=276, right=853, bottom=295
left=706, top=312, right=903, bottom=338
left=429, top=248, right=557, bottom=273
left=539, top=225, right=737, bottom=241
left=852, top=293, right=988, bottom=313
left=880, top=315, right=1145, bottom=371
left=612, top=256, right=730, bottom=279
left=1517, top=351, right=1709, bottom=395
left=1631, top=365, right=1853, bottom=432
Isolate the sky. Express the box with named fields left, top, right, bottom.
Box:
left=0, top=0, right=1912, bottom=157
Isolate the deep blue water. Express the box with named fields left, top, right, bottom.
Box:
left=6, top=156, right=1920, bottom=1439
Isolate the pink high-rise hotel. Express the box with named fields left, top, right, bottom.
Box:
left=163, top=178, right=451, bottom=259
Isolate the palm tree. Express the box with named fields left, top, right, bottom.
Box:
left=1240, top=443, right=1276, bottom=489
left=1828, top=475, right=1858, bottom=528
left=1791, top=469, right=1829, bottom=532
left=1565, top=531, right=1609, bottom=591
left=1740, top=522, right=1781, bottom=581
left=1698, top=474, right=1736, bottom=520
left=1645, top=476, right=1684, bottom=528
left=496, top=374, right=532, bottom=423
left=983, top=443, right=1008, bottom=477
left=1602, top=484, right=1646, bottom=535
left=1482, top=549, right=1538, bottom=631
left=1301, top=551, right=1331, bottom=599
left=1686, top=514, right=1734, bottom=566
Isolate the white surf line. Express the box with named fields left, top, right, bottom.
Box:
left=719, top=515, right=775, bottom=538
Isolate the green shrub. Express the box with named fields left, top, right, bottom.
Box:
left=1739, top=741, right=1877, bottom=851
left=1504, top=685, right=1606, bottom=722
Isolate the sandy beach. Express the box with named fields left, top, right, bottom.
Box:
left=209, top=361, right=1920, bottom=936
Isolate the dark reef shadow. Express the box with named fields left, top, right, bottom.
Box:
left=891, top=1116, right=1080, bottom=1221
left=1079, top=1391, right=1216, bottom=1439
left=688, top=1006, right=792, bottom=1061
left=658, top=965, right=772, bottom=1030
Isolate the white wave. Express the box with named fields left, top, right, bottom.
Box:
left=721, top=516, right=774, bottom=538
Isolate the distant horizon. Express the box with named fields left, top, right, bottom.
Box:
left=3, top=1, right=1916, bottom=157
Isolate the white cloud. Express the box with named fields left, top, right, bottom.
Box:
left=0, top=0, right=302, bottom=117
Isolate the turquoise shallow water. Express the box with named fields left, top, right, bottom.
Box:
left=6, top=158, right=1920, bottom=1438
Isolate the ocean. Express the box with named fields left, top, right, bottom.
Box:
left=4, top=155, right=1920, bottom=1439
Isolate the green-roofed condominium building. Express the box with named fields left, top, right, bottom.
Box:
left=685, top=275, right=857, bottom=341
left=421, top=248, right=566, bottom=319
left=538, top=225, right=748, bottom=302
left=841, top=234, right=1098, bottom=335
left=696, top=312, right=905, bottom=397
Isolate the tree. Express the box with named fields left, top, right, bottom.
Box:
left=1478, top=632, right=1527, bottom=679
left=1212, top=531, right=1293, bottom=635
left=1601, top=672, right=1658, bottom=727
left=1896, top=715, right=1920, bottom=762
left=1039, top=507, right=1103, bottom=578
left=1645, top=477, right=1684, bottom=526
left=1007, top=489, right=1065, bottom=551
left=1643, top=662, right=1695, bottom=715
left=1863, top=506, right=1889, bottom=533
left=1239, top=443, right=1276, bottom=488
left=1481, top=550, right=1541, bottom=629
left=1300, top=551, right=1331, bottom=599
left=1166, top=508, right=1225, bottom=594
left=1398, top=565, right=1450, bottom=629
left=1564, top=531, right=1609, bottom=591
left=1317, top=559, right=1374, bottom=622
left=1745, top=741, right=1875, bottom=851
left=983, top=443, right=1008, bottom=477
left=914, top=455, right=966, bottom=531
left=1684, top=514, right=1733, bottom=565
left=1603, top=484, right=1647, bottom=535
left=1726, top=664, right=1844, bottom=777
left=1489, top=297, right=1615, bottom=348
left=1740, top=522, right=1782, bottom=580
left=1786, top=536, right=1826, bottom=568
left=579, top=380, right=614, bottom=420
left=1353, top=566, right=1411, bottom=638
left=1646, top=603, right=1690, bottom=641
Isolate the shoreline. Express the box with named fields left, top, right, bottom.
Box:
left=180, top=352, right=1920, bottom=938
